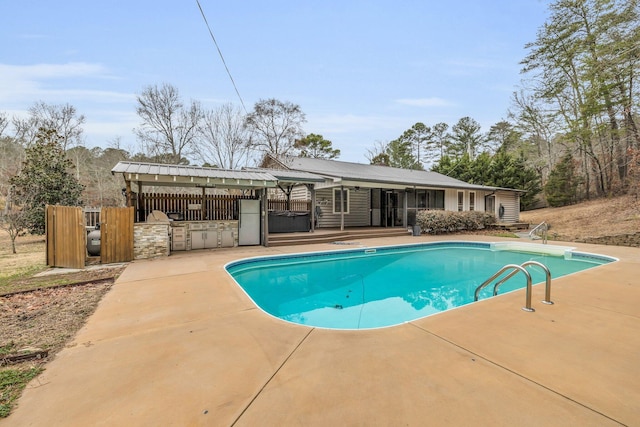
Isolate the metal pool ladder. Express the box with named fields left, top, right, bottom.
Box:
left=529, top=221, right=548, bottom=243
left=474, top=261, right=553, bottom=312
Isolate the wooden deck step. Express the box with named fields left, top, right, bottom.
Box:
left=267, top=228, right=412, bottom=247
left=494, top=222, right=530, bottom=231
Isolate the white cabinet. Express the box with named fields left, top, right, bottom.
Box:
left=191, top=231, right=218, bottom=249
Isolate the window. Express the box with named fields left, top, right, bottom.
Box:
left=469, top=191, right=475, bottom=211
left=457, top=191, right=464, bottom=211
left=432, top=190, right=444, bottom=210
left=486, top=195, right=495, bottom=213
left=333, top=188, right=349, bottom=214
left=416, top=191, right=427, bottom=208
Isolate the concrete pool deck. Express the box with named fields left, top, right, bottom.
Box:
left=4, top=235, right=640, bottom=426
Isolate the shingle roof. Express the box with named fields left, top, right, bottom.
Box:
left=244, top=168, right=326, bottom=183
left=276, top=156, right=507, bottom=191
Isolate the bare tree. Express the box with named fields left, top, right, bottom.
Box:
left=244, top=98, right=306, bottom=158
left=197, top=103, right=252, bottom=169
left=365, top=140, right=390, bottom=165
left=134, top=83, right=203, bottom=164
left=0, top=191, right=28, bottom=254
left=0, top=112, right=8, bottom=137
left=0, top=136, right=25, bottom=210
left=12, top=102, right=85, bottom=149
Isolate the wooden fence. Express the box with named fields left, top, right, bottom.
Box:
left=46, top=205, right=86, bottom=269
left=100, top=207, right=134, bottom=264
left=138, top=193, right=312, bottom=222
left=46, top=205, right=134, bottom=268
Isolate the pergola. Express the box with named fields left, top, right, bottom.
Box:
left=111, top=161, right=326, bottom=245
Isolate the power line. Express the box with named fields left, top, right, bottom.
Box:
left=195, top=0, right=248, bottom=113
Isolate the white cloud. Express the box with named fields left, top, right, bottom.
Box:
left=0, top=62, right=109, bottom=80
left=394, top=97, right=454, bottom=108
left=0, top=62, right=128, bottom=104
left=0, top=62, right=139, bottom=149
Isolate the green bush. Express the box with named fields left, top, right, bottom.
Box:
left=416, top=210, right=496, bottom=234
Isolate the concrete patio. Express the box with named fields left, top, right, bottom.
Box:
left=4, top=235, right=639, bottom=426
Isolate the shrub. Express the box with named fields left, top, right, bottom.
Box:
left=416, top=210, right=496, bottom=234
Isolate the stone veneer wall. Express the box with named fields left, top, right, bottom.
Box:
left=134, top=222, right=170, bottom=259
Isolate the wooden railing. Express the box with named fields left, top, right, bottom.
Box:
left=268, top=199, right=311, bottom=212
left=137, top=193, right=312, bottom=222
left=139, top=193, right=255, bottom=222
left=83, top=207, right=101, bottom=229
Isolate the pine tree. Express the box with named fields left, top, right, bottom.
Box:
left=544, top=152, right=579, bottom=207
left=294, top=133, right=340, bottom=159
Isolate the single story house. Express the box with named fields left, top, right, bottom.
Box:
left=110, top=158, right=523, bottom=257
left=262, top=155, right=524, bottom=230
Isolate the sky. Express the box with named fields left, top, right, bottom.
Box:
left=1, top=1, right=550, bottom=164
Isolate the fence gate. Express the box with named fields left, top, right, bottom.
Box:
left=46, top=205, right=86, bottom=269
left=100, top=207, right=134, bottom=264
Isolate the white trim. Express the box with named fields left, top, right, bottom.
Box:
left=333, top=188, right=350, bottom=214
left=457, top=191, right=464, bottom=212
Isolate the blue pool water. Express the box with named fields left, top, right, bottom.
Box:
left=226, top=242, right=615, bottom=330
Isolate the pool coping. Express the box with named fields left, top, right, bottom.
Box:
left=4, top=235, right=639, bottom=426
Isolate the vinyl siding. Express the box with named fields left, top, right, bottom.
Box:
left=496, top=191, right=520, bottom=223
left=444, top=189, right=458, bottom=211
left=444, top=189, right=492, bottom=211
left=315, top=188, right=370, bottom=227
left=290, top=185, right=310, bottom=200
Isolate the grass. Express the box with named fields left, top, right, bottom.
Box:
left=0, top=343, right=17, bottom=358
left=0, top=367, right=43, bottom=418
left=0, top=234, right=47, bottom=294
left=0, top=271, right=89, bottom=296
left=492, top=232, right=519, bottom=238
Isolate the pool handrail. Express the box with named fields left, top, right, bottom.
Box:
left=529, top=221, right=548, bottom=244
left=474, top=264, right=535, bottom=312
left=491, top=261, right=553, bottom=305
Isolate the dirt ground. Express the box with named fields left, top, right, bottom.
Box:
left=1, top=281, right=114, bottom=358
left=520, top=194, right=640, bottom=246
left=0, top=232, right=124, bottom=417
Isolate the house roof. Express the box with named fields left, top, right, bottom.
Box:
left=111, top=161, right=279, bottom=189
left=111, top=158, right=523, bottom=193
left=273, top=156, right=517, bottom=192
left=244, top=168, right=326, bottom=184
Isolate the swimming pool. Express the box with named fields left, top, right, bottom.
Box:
left=226, top=242, right=616, bottom=330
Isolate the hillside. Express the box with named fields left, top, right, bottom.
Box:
left=519, top=195, right=640, bottom=244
